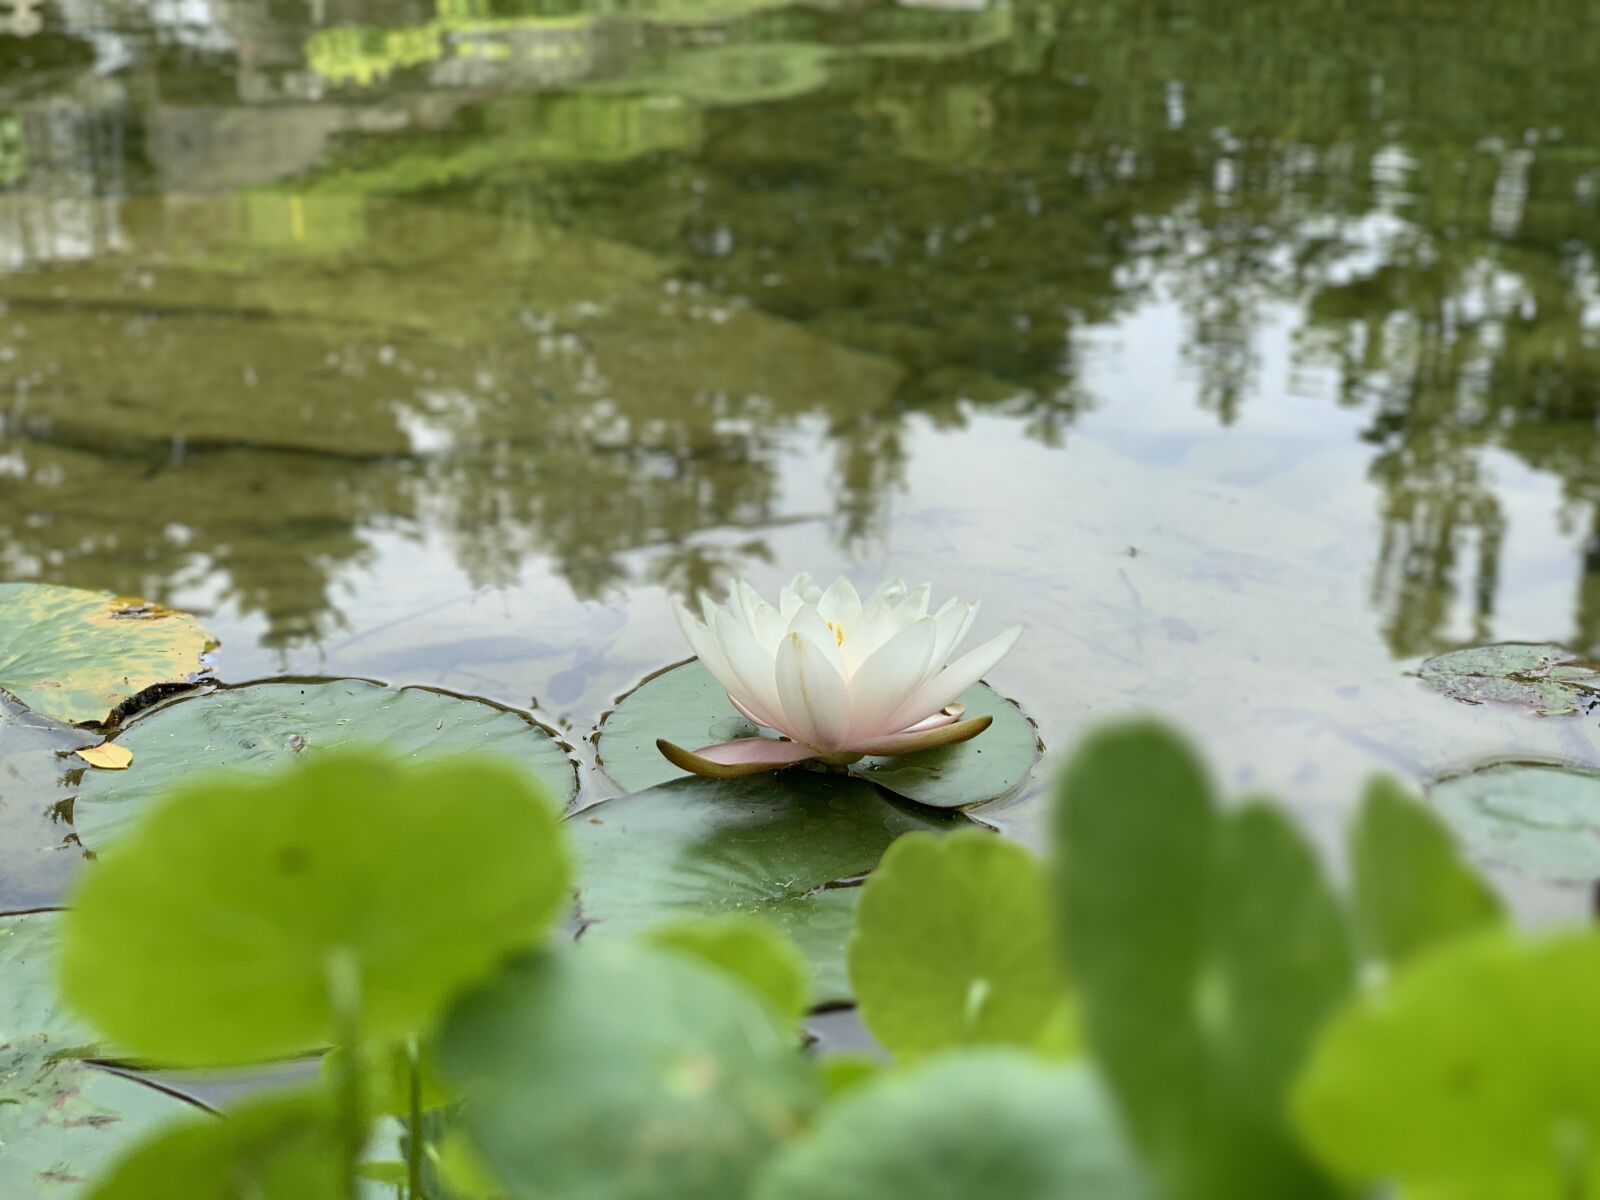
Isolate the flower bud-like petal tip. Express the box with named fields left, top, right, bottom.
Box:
left=657, top=737, right=818, bottom=779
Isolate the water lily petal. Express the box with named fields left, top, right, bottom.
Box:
left=847, top=715, right=993, bottom=757
left=712, top=608, right=787, bottom=729
left=930, top=598, right=976, bottom=666
left=880, top=625, right=1023, bottom=734
left=729, top=693, right=770, bottom=730
left=674, top=599, right=754, bottom=711
left=657, top=737, right=817, bottom=779
left=866, top=578, right=908, bottom=608
left=890, top=583, right=932, bottom=627
left=776, top=630, right=853, bottom=751
left=845, top=617, right=939, bottom=740
left=735, top=579, right=786, bottom=651
left=786, top=603, right=849, bottom=678
left=838, top=598, right=898, bottom=672
left=900, top=704, right=964, bottom=734
left=818, top=577, right=863, bottom=626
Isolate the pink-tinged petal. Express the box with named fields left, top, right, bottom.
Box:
left=818, top=577, right=863, bottom=626
left=712, top=608, right=787, bottom=731
left=845, top=617, right=939, bottom=740
left=880, top=625, right=1023, bottom=735
left=657, top=737, right=817, bottom=779
left=729, top=693, right=770, bottom=729
left=785, top=603, right=849, bottom=679
left=847, top=715, right=993, bottom=757
left=776, top=630, right=853, bottom=752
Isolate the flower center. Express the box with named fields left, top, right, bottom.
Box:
left=826, top=620, right=845, bottom=646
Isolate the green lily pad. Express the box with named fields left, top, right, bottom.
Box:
left=1429, top=761, right=1600, bottom=887
left=84, top=1090, right=343, bottom=1200
left=72, top=679, right=577, bottom=851
left=437, top=943, right=815, bottom=1200
left=1054, top=720, right=1353, bottom=1200
left=0, top=702, right=95, bottom=910
left=595, top=660, right=1038, bottom=808
left=1418, top=643, right=1600, bottom=716
left=0, top=911, right=99, bottom=1057
left=0, top=585, right=216, bottom=728
left=1, top=1053, right=203, bottom=1199
left=570, top=773, right=966, bottom=1006
left=848, top=831, right=1068, bottom=1061
left=1293, top=929, right=1600, bottom=1198
left=62, top=752, right=571, bottom=1067
left=753, top=1053, right=1154, bottom=1200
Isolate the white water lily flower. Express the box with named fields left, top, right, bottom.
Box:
left=660, top=573, right=1022, bottom=778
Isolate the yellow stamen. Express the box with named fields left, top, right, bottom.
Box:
left=827, top=620, right=845, bottom=646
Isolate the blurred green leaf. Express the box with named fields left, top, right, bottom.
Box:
left=319, top=1041, right=454, bottom=1118
left=1351, top=777, right=1504, bottom=969
left=0, top=585, right=214, bottom=727
left=1054, top=720, right=1352, bottom=1200
left=645, top=914, right=810, bottom=1025
left=1294, top=929, right=1600, bottom=1198
left=73, top=679, right=576, bottom=851
left=753, top=1052, right=1152, bottom=1200
left=437, top=942, right=814, bottom=1200
left=570, top=773, right=964, bottom=1005
left=848, top=830, right=1067, bottom=1061
left=815, top=1054, right=880, bottom=1098
left=62, top=752, right=570, bottom=1066
left=85, top=1091, right=343, bottom=1200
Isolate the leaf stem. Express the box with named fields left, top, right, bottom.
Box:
left=325, top=948, right=366, bottom=1200
left=407, top=1036, right=425, bottom=1200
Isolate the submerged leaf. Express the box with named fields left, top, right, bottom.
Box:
left=0, top=584, right=215, bottom=727
left=1418, top=642, right=1600, bottom=716
left=438, top=943, right=814, bottom=1200
left=72, top=679, right=576, bottom=850
left=62, top=752, right=571, bottom=1066
left=570, top=773, right=965, bottom=1006
left=1430, top=761, right=1600, bottom=887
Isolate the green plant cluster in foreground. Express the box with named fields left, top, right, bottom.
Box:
left=42, top=720, right=1599, bottom=1199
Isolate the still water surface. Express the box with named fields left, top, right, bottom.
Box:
left=3, top=0, right=1600, bottom=910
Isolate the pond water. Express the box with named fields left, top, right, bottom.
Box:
left=3, top=0, right=1600, bottom=916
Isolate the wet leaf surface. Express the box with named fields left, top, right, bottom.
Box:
left=570, top=773, right=966, bottom=1006
left=596, top=660, right=1038, bottom=808
left=1418, top=643, right=1600, bottom=716
left=1430, top=761, right=1600, bottom=888
left=0, top=585, right=216, bottom=727
left=0, top=701, right=95, bottom=910
left=72, top=678, right=576, bottom=851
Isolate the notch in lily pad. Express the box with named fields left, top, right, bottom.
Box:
left=1418, top=642, right=1600, bottom=716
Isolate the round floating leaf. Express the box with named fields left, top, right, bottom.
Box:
left=849, top=831, right=1067, bottom=1061
left=0, top=584, right=216, bottom=726
left=437, top=943, right=815, bottom=1200
left=645, top=915, right=810, bottom=1025
left=85, top=1091, right=342, bottom=1200
left=1430, top=762, right=1600, bottom=887
left=1418, top=643, right=1600, bottom=716
left=62, top=752, right=572, bottom=1067
left=571, top=773, right=965, bottom=1006
left=1293, top=930, right=1600, bottom=1197
left=1, top=1054, right=202, bottom=1199
left=73, top=679, right=577, bottom=850
left=0, top=701, right=94, bottom=910
left=754, top=1053, right=1153, bottom=1200
left=0, top=911, right=100, bottom=1056
left=596, top=660, right=1038, bottom=807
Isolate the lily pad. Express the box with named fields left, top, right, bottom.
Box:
left=437, top=942, right=815, bottom=1200
left=0, top=701, right=95, bottom=910
left=0, top=911, right=100, bottom=1057
left=72, top=679, right=577, bottom=851
left=596, top=660, right=1038, bottom=808
left=1430, top=762, right=1600, bottom=887
left=1, top=1053, right=203, bottom=1199
left=1418, top=643, right=1600, bottom=716
left=753, top=1053, right=1154, bottom=1200
left=570, top=773, right=966, bottom=1006
left=62, top=752, right=571, bottom=1067
left=0, top=585, right=216, bottom=728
